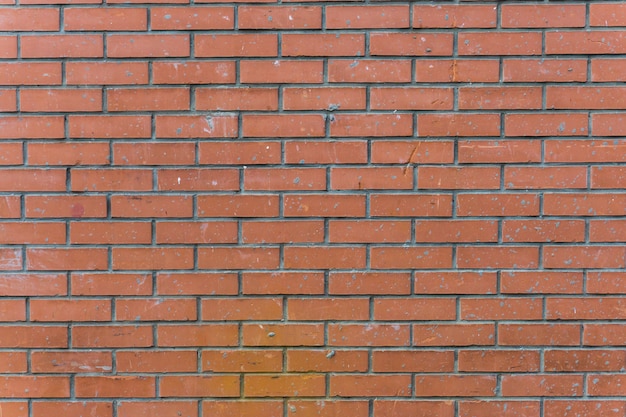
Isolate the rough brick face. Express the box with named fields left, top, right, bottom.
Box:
left=2, top=0, right=626, bottom=415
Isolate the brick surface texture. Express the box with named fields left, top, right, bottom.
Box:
left=1, top=0, right=626, bottom=415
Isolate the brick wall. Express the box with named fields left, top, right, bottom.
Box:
left=1, top=1, right=626, bottom=416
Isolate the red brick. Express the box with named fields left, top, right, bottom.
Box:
left=0, top=89, right=16, bottom=112
left=64, top=7, right=147, bottom=30
left=112, top=247, right=194, bottom=270
left=203, top=401, right=281, bottom=417
left=154, top=61, right=235, bottom=85
left=288, top=298, right=369, bottom=321
left=245, top=374, right=324, bottom=397
left=243, top=114, right=325, bottom=137
left=33, top=402, right=112, bottom=417
left=505, top=166, right=587, bottom=189
left=328, top=324, right=410, bottom=347
left=414, top=4, right=496, bottom=28
left=156, top=221, right=236, bottom=244
left=501, top=4, right=585, bottom=28
left=546, top=31, right=626, bottom=54
left=240, top=60, right=323, bottom=84
left=0, top=326, right=67, bottom=348
left=548, top=86, right=626, bottom=109
left=0, top=273, right=66, bottom=296
left=370, top=33, right=453, bottom=56
left=330, top=375, right=411, bottom=397
left=284, top=194, right=365, bottom=217
left=151, top=7, right=233, bottom=30
left=592, top=166, right=626, bottom=188
left=503, top=58, right=587, bottom=82
left=76, top=376, right=155, bottom=398
left=284, top=246, right=366, bottom=270
left=550, top=139, right=626, bottom=162
left=31, top=351, right=112, bottom=373
left=69, top=115, right=151, bottom=138
left=591, top=58, right=626, bottom=81
left=415, top=220, right=498, bottom=243
left=0, top=402, right=27, bottom=417
left=117, top=350, right=197, bottom=373
left=30, top=299, right=111, bottom=322
left=545, top=401, right=624, bottom=417
left=503, top=219, right=585, bottom=243
left=545, top=349, right=626, bottom=372
left=460, top=401, right=540, bottom=417
left=0, top=62, right=62, bottom=85
left=0, top=8, right=59, bottom=31
left=414, top=375, right=496, bottom=397
left=371, top=87, right=453, bottom=110
left=283, top=87, right=365, bottom=111
left=283, top=33, right=364, bottom=56
left=242, top=220, right=323, bottom=243
left=287, top=349, right=367, bottom=372
left=543, top=193, right=626, bottom=216
left=244, top=168, right=326, bottom=191
left=28, top=142, right=109, bottom=166
left=72, top=273, right=152, bottom=296
left=27, top=248, right=106, bottom=271
left=372, top=350, right=453, bottom=373
left=25, top=195, right=106, bottom=219
left=239, top=6, right=321, bottom=29
left=414, top=271, right=497, bottom=295
left=243, top=323, right=323, bottom=347
left=157, top=272, right=237, bottom=296
left=501, top=271, right=583, bottom=294
left=0, top=376, right=70, bottom=398
left=418, top=113, right=501, bottom=137
left=458, top=350, right=540, bottom=372
left=117, top=298, right=196, bottom=321
left=457, top=246, right=539, bottom=269
left=413, top=324, right=495, bottom=347
left=370, top=194, right=452, bottom=217
left=201, top=298, right=282, bottom=321
left=418, top=166, right=501, bottom=189
left=459, top=140, right=541, bottom=163
left=156, top=114, right=238, bottom=138
left=242, top=272, right=324, bottom=295
left=118, top=402, right=197, bottom=417
left=326, top=5, right=409, bottom=29
left=374, top=298, right=455, bottom=321
left=587, top=271, right=626, bottom=294
left=21, top=34, right=102, bottom=58
left=459, top=32, right=542, bottom=55
left=499, top=324, right=581, bottom=346
left=370, top=246, right=453, bottom=269
left=196, top=88, right=276, bottom=111
left=157, top=169, right=239, bottom=192
left=72, top=325, right=153, bottom=348
left=329, top=220, right=410, bottom=243
left=113, top=142, right=194, bottom=166
left=107, top=34, right=189, bottom=57
left=585, top=324, right=626, bottom=346
left=459, top=86, right=542, bottom=110
left=0, top=116, right=64, bottom=139
left=111, top=195, right=193, bottom=217
left=461, top=297, right=542, bottom=320
left=0, top=169, right=65, bottom=192
left=157, top=324, right=238, bottom=347
left=72, top=168, right=152, bottom=192
left=0, top=36, right=16, bottom=58
left=331, top=167, right=413, bottom=190
left=66, top=61, right=148, bottom=85
left=0, top=222, right=65, bottom=244
left=107, top=87, right=189, bottom=111
left=0, top=143, right=23, bottom=165
left=503, top=375, right=583, bottom=397
left=0, top=299, right=25, bottom=321
left=375, top=401, right=454, bottom=417
left=328, top=59, right=411, bottom=83
left=544, top=245, right=626, bottom=269
left=198, top=195, right=279, bottom=218
left=198, top=247, right=279, bottom=270
left=506, top=113, right=588, bottom=137
left=203, top=349, right=282, bottom=373
left=195, top=34, right=277, bottom=57
left=416, top=59, right=499, bottom=82
left=285, top=140, right=367, bottom=164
